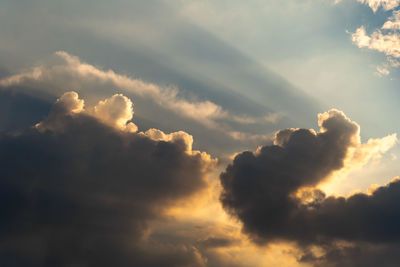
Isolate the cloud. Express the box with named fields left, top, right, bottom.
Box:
left=219, top=109, right=399, bottom=265
left=357, top=0, right=400, bottom=12
left=351, top=20, right=400, bottom=75
left=375, top=65, right=390, bottom=76
left=54, top=91, right=85, bottom=114
left=0, top=89, right=51, bottom=133
left=300, top=240, right=400, bottom=267
left=351, top=9, right=400, bottom=75
left=382, top=10, right=400, bottom=30
left=0, top=91, right=217, bottom=266
left=298, top=178, right=400, bottom=267
left=197, top=237, right=239, bottom=249
left=0, top=51, right=280, bottom=142
left=91, top=93, right=138, bottom=132
left=387, top=55, right=400, bottom=66
left=351, top=26, right=400, bottom=58
left=0, top=51, right=224, bottom=127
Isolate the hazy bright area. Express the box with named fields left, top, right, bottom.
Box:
left=1, top=1, right=400, bottom=266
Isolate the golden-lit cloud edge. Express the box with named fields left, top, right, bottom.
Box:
left=1, top=87, right=399, bottom=267
left=0, top=51, right=277, bottom=142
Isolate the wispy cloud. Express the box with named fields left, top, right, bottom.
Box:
left=375, top=64, right=391, bottom=76
left=0, top=51, right=278, bottom=142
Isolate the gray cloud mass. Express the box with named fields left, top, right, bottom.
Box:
left=220, top=109, right=400, bottom=266
left=0, top=92, right=214, bottom=267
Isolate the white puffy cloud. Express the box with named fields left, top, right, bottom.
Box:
left=352, top=26, right=400, bottom=58
left=357, top=0, right=400, bottom=12
left=350, top=3, right=400, bottom=75
left=36, top=91, right=218, bottom=169
left=382, top=10, right=400, bottom=30
left=92, top=94, right=138, bottom=132
left=0, top=51, right=280, bottom=142
left=141, top=128, right=194, bottom=152
left=0, top=51, right=223, bottom=127
left=37, top=92, right=139, bottom=133
left=55, top=91, right=85, bottom=114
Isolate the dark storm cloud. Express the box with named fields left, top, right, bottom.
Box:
left=220, top=109, right=400, bottom=265
left=220, top=109, right=359, bottom=242
left=300, top=238, right=400, bottom=267
left=293, top=179, right=400, bottom=267
left=0, top=92, right=214, bottom=267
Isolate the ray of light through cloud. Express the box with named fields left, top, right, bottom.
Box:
left=2, top=1, right=400, bottom=266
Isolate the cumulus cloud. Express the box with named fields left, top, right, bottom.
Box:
left=0, top=51, right=223, bottom=127
left=351, top=9, right=400, bottom=74
left=335, top=0, right=400, bottom=11
left=0, top=51, right=280, bottom=141
left=55, top=91, right=85, bottom=114
left=91, top=93, right=138, bottom=132
left=0, top=91, right=217, bottom=266
left=352, top=26, right=400, bottom=58
left=141, top=128, right=194, bottom=152
left=219, top=109, right=399, bottom=265
left=357, top=0, right=400, bottom=12
left=298, top=179, right=400, bottom=267
left=382, top=10, right=400, bottom=30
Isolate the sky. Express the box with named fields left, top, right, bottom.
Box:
left=1, top=0, right=400, bottom=266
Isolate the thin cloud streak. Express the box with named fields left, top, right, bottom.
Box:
left=0, top=51, right=278, bottom=142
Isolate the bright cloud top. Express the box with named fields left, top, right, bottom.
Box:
left=0, top=52, right=224, bottom=126
left=0, top=51, right=278, bottom=141
left=382, top=10, right=400, bottom=30
left=38, top=91, right=216, bottom=163
left=352, top=26, right=400, bottom=58
left=351, top=8, right=400, bottom=75
left=91, top=94, right=138, bottom=132
left=358, top=0, right=400, bottom=12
